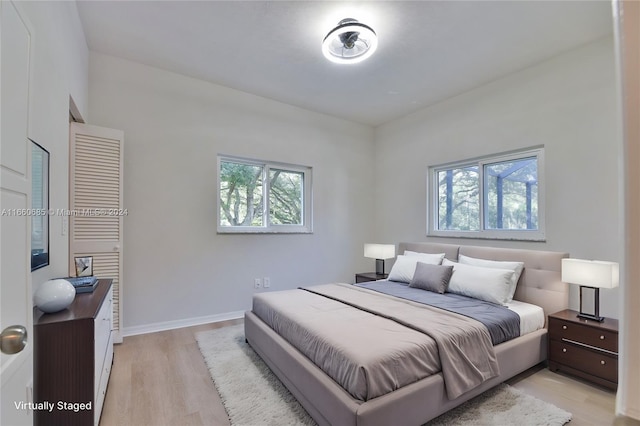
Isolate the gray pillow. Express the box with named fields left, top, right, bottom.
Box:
left=409, top=262, right=454, bottom=294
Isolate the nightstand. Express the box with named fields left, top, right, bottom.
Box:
left=548, top=309, right=618, bottom=390
left=355, top=272, right=388, bottom=283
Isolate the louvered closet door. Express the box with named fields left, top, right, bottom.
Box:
left=70, top=122, right=124, bottom=343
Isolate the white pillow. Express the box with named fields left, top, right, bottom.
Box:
left=458, top=254, right=524, bottom=303
left=386, top=255, right=428, bottom=283
left=442, top=259, right=515, bottom=306
left=403, top=251, right=446, bottom=265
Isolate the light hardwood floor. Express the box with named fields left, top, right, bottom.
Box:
left=100, top=320, right=638, bottom=426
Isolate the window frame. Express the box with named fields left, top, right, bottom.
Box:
left=217, top=155, right=313, bottom=234
left=427, top=147, right=545, bottom=241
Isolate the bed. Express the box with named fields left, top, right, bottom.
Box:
left=244, top=242, right=569, bottom=426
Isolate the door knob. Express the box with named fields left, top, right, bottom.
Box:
left=1, top=325, right=27, bottom=354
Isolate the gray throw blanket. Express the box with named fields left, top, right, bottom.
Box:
left=303, top=284, right=500, bottom=399
left=355, top=280, right=521, bottom=345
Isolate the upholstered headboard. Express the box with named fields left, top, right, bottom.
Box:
left=398, top=242, right=569, bottom=320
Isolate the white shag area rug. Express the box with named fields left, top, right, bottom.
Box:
left=196, top=324, right=572, bottom=426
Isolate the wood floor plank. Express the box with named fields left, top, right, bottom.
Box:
left=100, top=320, right=623, bottom=426
left=507, top=366, right=618, bottom=425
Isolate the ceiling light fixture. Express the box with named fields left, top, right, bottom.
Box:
left=322, top=18, right=378, bottom=64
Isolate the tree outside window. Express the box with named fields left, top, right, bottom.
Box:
left=429, top=147, right=544, bottom=241
left=218, top=156, right=312, bottom=233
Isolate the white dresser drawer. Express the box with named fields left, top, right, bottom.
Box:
left=94, top=288, right=113, bottom=387
left=93, top=286, right=113, bottom=426
left=94, top=331, right=114, bottom=425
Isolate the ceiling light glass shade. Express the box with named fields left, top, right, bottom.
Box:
left=322, top=18, right=378, bottom=64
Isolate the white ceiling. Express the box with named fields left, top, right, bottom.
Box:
left=77, top=1, right=613, bottom=127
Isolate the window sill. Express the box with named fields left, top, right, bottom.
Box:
left=427, top=230, right=545, bottom=242
left=217, top=227, right=313, bottom=235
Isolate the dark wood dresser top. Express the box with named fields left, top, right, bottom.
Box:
left=34, top=279, right=112, bottom=325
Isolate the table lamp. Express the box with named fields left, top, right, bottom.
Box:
left=364, top=244, right=396, bottom=275
left=561, top=258, right=619, bottom=322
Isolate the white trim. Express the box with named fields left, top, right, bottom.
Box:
left=614, top=0, right=640, bottom=419
left=121, top=310, right=245, bottom=337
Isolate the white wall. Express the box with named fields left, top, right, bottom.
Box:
left=374, top=37, right=621, bottom=318
left=88, top=53, right=375, bottom=332
left=17, top=1, right=89, bottom=291
left=88, top=37, right=620, bottom=329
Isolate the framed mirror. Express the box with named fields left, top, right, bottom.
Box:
left=31, top=140, right=49, bottom=271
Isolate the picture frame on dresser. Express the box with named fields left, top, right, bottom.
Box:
left=74, top=255, right=94, bottom=277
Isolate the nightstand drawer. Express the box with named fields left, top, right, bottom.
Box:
left=549, top=340, right=618, bottom=383
left=548, top=317, right=617, bottom=353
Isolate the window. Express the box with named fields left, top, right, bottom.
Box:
left=217, top=155, right=312, bottom=233
left=428, top=147, right=544, bottom=241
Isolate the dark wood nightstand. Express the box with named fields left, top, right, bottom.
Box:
left=355, top=272, right=388, bottom=283
left=548, top=309, right=618, bottom=390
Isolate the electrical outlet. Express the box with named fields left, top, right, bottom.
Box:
left=254, top=278, right=262, bottom=289
left=263, top=277, right=271, bottom=288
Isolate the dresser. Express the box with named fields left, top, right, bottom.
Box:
left=34, top=279, right=114, bottom=426
left=548, top=309, right=618, bottom=390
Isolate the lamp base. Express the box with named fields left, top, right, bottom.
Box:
left=578, top=285, right=604, bottom=322
left=577, top=312, right=605, bottom=322
left=375, top=259, right=385, bottom=275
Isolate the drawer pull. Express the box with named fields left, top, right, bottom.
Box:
left=600, top=335, right=605, bottom=340
left=562, top=348, right=567, bottom=353
left=601, top=360, right=606, bottom=365
left=562, top=325, right=567, bottom=330
left=561, top=337, right=618, bottom=356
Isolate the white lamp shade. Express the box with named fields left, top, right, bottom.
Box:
left=364, top=244, right=395, bottom=260
left=561, top=258, right=619, bottom=289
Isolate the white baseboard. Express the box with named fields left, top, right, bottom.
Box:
left=122, top=310, right=245, bottom=337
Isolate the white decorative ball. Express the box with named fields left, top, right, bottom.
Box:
left=34, top=279, right=76, bottom=313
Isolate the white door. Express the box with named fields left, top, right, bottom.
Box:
left=0, top=2, right=33, bottom=425
left=70, top=123, right=124, bottom=343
